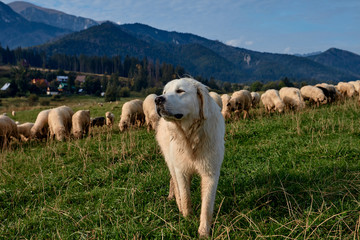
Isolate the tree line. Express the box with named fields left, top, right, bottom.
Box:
left=0, top=45, right=304, bottom=100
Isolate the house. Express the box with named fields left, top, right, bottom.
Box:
left=75, top=75, right=86, bottom=84
left=56, top=76, right=68, bottom=92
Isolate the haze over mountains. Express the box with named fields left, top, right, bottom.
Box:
left=1, top=0, right=360, bottom=83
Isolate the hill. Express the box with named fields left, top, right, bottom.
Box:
left=308, top=48, right=360, bottom=77
left=0, top=1, right=70, bottom=49
left=35, top=22, right=359, bottom=83
left=8, top=1, right=99, bottom=32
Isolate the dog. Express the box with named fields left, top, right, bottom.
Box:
left=155, top=77, right=225, bottom=237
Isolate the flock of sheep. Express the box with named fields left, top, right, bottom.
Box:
left=0, top=80, right=359, bottom=149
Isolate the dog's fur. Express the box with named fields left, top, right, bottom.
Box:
left=155, top=77, right=225, bottom=237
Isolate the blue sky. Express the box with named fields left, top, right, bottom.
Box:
left=4, top=0, right=360, bottom=55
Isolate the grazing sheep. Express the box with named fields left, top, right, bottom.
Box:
left=0, top=115, right=19, bottom=148
left=143, top=94, right=160, bottom=131
left=30, top=109, right=51, bottom=139
left=336, top=82, right=356, bottom=98
left=315, top=83, right=342, bottom=102
left=221, top=94, right=231, bottom=119
left=90, top=117, right=106, bottom=127
left=226, top=90, right=252, bottom=119
left=11, top=111, right=16, bottom=116
left=349, top=81, right=360, bottom=95
left=17, top=122, right=34, bottom=140
left=250, top=92, right=261, bottom=108
left=279, top=87, right=305, bottom=111
left=261, top=89, right=285, bottom=113
left=209, top=92, right=223, bottom=109
left=119, top=99, right=145, bottom=132
left=300, top=85, right=327, bottom=106
left=48, top=106, right=73, bottom=141
left=72, top=110, right=90, bottom=139
left=105, top=111, right=115, bottom=127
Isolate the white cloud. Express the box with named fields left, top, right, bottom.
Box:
left=226, top=39, right=242, bottom=47
left=245, top=41, right=253, bottom=46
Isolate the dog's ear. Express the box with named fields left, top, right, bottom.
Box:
left=196, top=82, right=210, bottom=120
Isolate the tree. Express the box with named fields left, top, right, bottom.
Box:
left=250, top=81, right=263, bottom=92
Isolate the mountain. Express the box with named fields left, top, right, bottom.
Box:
left=8, top=1, right=99, bottom=32
left=35, top=22, right=359, bottom=83
left=294, top=51, right=322, bottom=57
left=0, top=1, right=70, bottom=49
left=308, top=48, right=360, bottom=77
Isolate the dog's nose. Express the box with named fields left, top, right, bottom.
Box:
left=155, top=96, right=166, bottom=105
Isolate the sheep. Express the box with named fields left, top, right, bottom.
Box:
left=315, top=83, right=342, bottom=102
left=279, top=87, right=305, bottom=111
left=119, top=99, right=145, bottom=132
left=0, top=115, right=19, bottom=148
left=105, top=111, right=115, bottom=127
left=226, top=90, right=252, bottom=119
left=90, top=117, right=106, bottom=127
left=72, top=110, right=90, bottom=139
left=209, top=92, right=223, bottom=109
left=221, top=94, right=231, bottom=119
left=336, top=82, right=356, bottom=98
left=300, top=85, right=327, bottom=106
left=143, top=94, right=160, bottom=131
left=260, top=89, right=285, bottom=113
left=348, top=81, right=360, bottom=95
left=30, top=109, right=51, bottom=139
left=48, top=106, right=73, bottom=141
left=17, top=122, right=34, bottom=140
left=250, top=92, right=261, bottom=108
left=11, top=111, right=16, bottom=116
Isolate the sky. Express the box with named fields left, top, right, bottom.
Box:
left=3, top=0, right=360, bottom=55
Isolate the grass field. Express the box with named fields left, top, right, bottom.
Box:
left=0, top=96, right=360, bottom=239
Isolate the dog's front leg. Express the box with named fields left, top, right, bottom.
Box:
left=174, top=167, right=192, bottom=217
left=198, top=173, right=219, bottom=238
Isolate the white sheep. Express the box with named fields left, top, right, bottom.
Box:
left=48, top=106, right=73, bottom=141
left=72, top=110, right=90, bottom=139
left=336, top=82, right=356, bottom=98
left=143, top=94, right=160, bottom=131
left=226, top=90, right=252, bottom=119
left=209, top=92, right=222, bottom=109
left=279, top=87, right=305, bottom=111
left=105, top=111, right=115, bottom=127
left=17, top=122, right=34, bottom=140
left=220, top=94, right=231, bottom=119
left=30, top=109, right=51, bottom=139
left=250, top=92, right=260, bottom=108
left=315, top=83, right=342, bottom=102
left=11, top=111, right=16, bottom=116
left=0, top=115, right=19, bottom=147
left=300, top=85, right=327, bottom=106
left=118, top=99, right=145, bottom=132
left=260, top=89, right=285, bottom=113
left=348, top=81, right=360, bottom=95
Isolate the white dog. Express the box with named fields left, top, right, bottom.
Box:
left=155, top=77, right=225, bottom=237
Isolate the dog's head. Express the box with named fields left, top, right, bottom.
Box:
left=155, top=78, right=210, bottom=122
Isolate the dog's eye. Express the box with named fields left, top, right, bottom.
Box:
left=176, top=89, right=185, bottom=94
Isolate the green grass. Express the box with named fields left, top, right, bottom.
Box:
left=0, top=98, right=360, bottom=239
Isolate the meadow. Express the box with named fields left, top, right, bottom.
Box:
left=0, top=96, right=360, bottom=239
